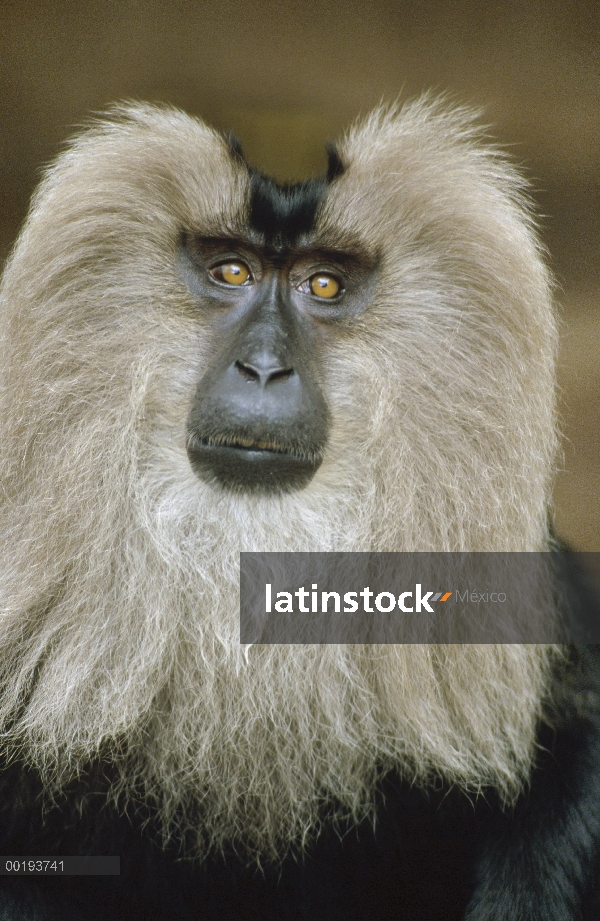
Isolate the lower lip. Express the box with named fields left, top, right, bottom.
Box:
left=186, top=441, right=322, bottom=493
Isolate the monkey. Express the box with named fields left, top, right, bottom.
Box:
left=0, top=97, right=598, bottom=921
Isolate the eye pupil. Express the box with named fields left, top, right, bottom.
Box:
left=310, top=274, right=340, bottom=299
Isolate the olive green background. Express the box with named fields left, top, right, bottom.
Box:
left=1, top=0, right=598, bottom=548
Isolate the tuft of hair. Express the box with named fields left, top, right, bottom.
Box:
left=0, top=98, right=560, bottom=861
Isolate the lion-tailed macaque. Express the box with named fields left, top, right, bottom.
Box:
left=0, top=98, right=598, bottom=920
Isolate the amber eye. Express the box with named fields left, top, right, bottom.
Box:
left=309, top=274, right=341, bottom=299
left=210, top=262, right=251, bottom=285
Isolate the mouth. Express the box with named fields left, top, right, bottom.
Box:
left=186, top=433, right=324, bottom=494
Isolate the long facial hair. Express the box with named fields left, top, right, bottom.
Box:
left=0, top=99, right=560, bottom=860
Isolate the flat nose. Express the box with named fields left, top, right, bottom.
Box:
left=234, top=354, right=294, bottom=388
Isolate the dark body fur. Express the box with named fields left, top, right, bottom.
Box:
left=0, top=661, right=600, bottom=921
left=1, top=645, right=600, bottom=918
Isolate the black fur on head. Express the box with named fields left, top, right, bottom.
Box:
left=224, top=135, right=346, bottom=246
left=247, top=172, right=326, bottom=245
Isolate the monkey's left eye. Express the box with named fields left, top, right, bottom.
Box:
left=300, top=273, right=342, bottom=299
left=210, top=262, right=252, bottom=285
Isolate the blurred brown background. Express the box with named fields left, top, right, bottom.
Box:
left=0, top=0, right=598, bottom=548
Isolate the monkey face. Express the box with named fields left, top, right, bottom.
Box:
left=179, top=185, right=377, bottom=494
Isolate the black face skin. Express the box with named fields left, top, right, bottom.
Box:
left=179, top=160, right=377, bottom=495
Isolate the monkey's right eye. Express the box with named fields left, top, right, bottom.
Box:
left=209, top=262, right=252, bottom=286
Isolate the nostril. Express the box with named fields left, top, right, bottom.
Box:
left=268, top=367, right=294, bottom=384
left=235, top=359, right=294, bottom=385
left=235, top=360, right=260, bottom=382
